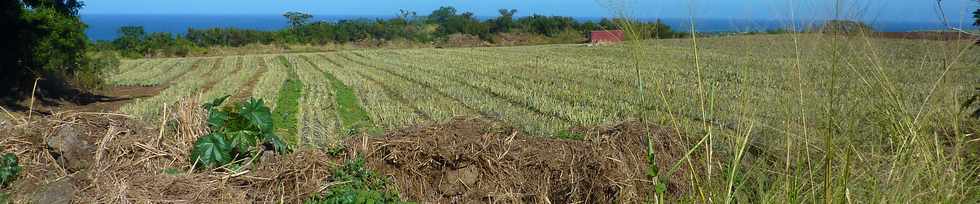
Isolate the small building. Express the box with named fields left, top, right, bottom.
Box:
left=589, top=30, right=624, bottom=44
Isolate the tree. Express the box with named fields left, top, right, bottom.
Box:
left=113, top=26, right=147, bottom=57
left=491, top=9, right=518, bottom=33
left=974, top=7, right=979, bottom=26
left=1, top=0, right=91, bottom=97
left=283, top=11, right=313, bottom=28
left=427, top=6, right=457, bottom=25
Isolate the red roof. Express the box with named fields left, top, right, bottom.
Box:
left=589, top=30, right=624, bottom=43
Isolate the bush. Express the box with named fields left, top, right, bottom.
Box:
left=441, top=33, right=485, bottom=47
left=74, top=50, right=121, bottom=90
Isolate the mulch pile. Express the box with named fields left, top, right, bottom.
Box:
left=1, top=107, right=691, bottom=203
left=0, top=103, right=334, bottom=203
left=345, top=118, right=690, bottom=203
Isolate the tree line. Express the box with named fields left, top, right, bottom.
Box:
left=101, top=6, right=684, bottom=58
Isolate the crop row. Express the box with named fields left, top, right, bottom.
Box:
left=287, top=55, right=339, bottom=146
left=111, top=35, right=979, bottom=147
left=119, top=58, right=220, bottom=120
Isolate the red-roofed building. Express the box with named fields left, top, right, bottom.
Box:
left=589, top=30, right=624, bottom=44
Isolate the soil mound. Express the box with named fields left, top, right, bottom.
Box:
left=344, top=118, right=690, bottom=203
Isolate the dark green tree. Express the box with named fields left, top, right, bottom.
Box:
left=427, top=6, right=457, bottom=26
left=1, top=0, right=91, bottom=97
left=113, top=26, right=147, bottom=57
left=491, top=9, right=518, bottom=33
left=973, top=7, right=979, bottom=26
left=284, top=11, right=313, bottom=28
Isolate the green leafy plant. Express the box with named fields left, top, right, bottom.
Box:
left=325, top=144, right=347, bottom=157
left=191, top=95, right=291, bottom=169
left=0, top=153, right=21, bottom=188
left=306, top=157, right=407, bottom=204
left=645, top=139, right=667, bottom=202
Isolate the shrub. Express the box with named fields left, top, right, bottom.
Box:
left=74, top=50, right=121, bottom=90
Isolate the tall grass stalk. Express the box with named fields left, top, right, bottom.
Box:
left=607, top=0, right=979, bottom=202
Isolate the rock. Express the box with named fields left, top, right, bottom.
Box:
left=439, top=165, right=479, bottom=195
left=47, top=125, right=93, bottom=171
left=33, top=178, right=76, bottom=204
left=260, top=150, right=277, bottom=164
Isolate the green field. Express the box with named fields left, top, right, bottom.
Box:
left=112, top=34, right=979, bottom=202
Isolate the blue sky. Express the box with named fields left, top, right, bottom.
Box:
left=81, top=0, right=977, bottom=23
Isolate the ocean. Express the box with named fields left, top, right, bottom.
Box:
left=82, top=14, right=974, bottom=41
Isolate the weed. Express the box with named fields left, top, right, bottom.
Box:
left=325, top=144, right=347, bottom=157
left=191, top=95, right=290, bottom=170
left=306, top=157, right=407, bottom=204
left=0, top=153, right=19, bottom=188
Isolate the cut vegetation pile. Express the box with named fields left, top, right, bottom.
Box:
left=343, top=118, right=690, bottom=203
left=0, top=109, right=333, bottom=203
left=0, top=109, right=687, bottom=203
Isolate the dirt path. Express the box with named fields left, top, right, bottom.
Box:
left=31, top=85, right=168, bottom=114
left=18, top=59, right=215, bottom=114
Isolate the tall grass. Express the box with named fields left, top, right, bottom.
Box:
left=607, top=0, right=980, bottom=202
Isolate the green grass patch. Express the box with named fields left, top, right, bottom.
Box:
left=272, top=56, right=304, bottom=147
left=317, top=60, right=374, bottom=136
left=555, top=130, right=584, bottom=140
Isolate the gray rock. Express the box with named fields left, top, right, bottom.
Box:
left=47, top=125, right=93, bottom=171
left=33, top=178, right=75, bottom=204
left=440, top=165, right=479, bottom=195
left=260, top=150, right=277, bottom=164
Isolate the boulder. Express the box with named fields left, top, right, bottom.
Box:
left=47, top=125, right=93, bottom=171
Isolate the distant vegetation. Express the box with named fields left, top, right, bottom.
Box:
left=97, top=6, right=684, bottom=58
